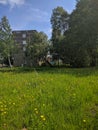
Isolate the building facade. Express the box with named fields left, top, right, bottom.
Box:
left=12, top=30, right=37, bottom=66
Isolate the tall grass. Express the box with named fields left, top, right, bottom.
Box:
left=0, top=67, right=98, bottom=130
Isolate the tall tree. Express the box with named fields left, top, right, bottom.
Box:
left=26, top=31, right=48, bottom=66
left=68, top=0, right=98, bottom=67
left=0, top=16, right=14, bottom=67
left=51, top=6, right=69, bottom=51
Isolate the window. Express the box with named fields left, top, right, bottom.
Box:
left=23, top=40, right=26, bottom=45
left=22, top=34, right=26, bottom=38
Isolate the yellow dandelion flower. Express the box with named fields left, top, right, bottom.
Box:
left=40, top=115, right=44, bottom=118
left=40, top=115, right=46, bottom=121
left=43, top=104, right=45, bottom=107
left=43, top=117, right=46, bottom=121
left=34, top=108, right=37, bottom=111
left=83, top=119, right=86, bottom=123
left=3, top=111, right=7, bottom=114
left=13, top=103, right=15, bottom=105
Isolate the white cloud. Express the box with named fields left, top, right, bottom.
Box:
left=0, top=0, right=25, bottom=8
left=30, top=8, right=48, bottom=17
left=29, top=7, right=49, bottom=22
left=22, top=5, right=49, bottom=23
left=0, top=0, right=7, bottom=4
left=9, top=0, right=25, bottom=5
left=9, top=0, right=25, bottom=8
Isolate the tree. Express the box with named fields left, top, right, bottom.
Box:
left=68, top=0, right=98, bottom=67
left=0, top=16, right=14, bottom=67
left=26, top=31, right=48, bottom=66
left=51, top=6, right=69, bottom=51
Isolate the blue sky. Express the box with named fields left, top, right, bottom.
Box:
left=0, top=0, right=76, bottom=38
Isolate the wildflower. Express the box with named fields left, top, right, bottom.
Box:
left=40, top=115, right=44, bottom=118
left=40, top=115, right=46, bottom=121
left=43, top=117, right=46, bottom=121
left=43, top=104, right=45, bottom=107
left=13, top=103, right=15, bottom=105
left=34, top=108, right=37, bottom=111
left=3, top=111, right=7, bottom=114
left=83, top=119, right=86, bottom=123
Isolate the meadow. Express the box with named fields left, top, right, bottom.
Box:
left=0, top=67, right=98, bottom=130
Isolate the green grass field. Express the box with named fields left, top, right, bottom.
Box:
left=0, top=67, right=98, bottom=130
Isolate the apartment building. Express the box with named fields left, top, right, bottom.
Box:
left=12, top=30, right=37, bottom=66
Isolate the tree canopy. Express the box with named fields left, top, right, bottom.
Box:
left=51, top=6, right=69, bottom=51
left=50, top=0, right=98, bottom=67
left=0, top=16, right=14, bottom=67
left=26, top=31, right=49, bottom=66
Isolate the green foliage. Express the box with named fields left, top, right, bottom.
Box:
left=0, top=16, right=14, bottom=67
left=26, top=31, right=49, bottom=66
left=71, top=48, right=91, bottom=67
left=51, top=6, right=69, bottom=51
left=0, top=67, right=98, bottom=129
left=51, top=1, right=98, bottom=67
left=68, top=0, right=98, bottom=67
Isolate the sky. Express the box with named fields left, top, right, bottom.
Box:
left=0, top=0, right=76, bottom=39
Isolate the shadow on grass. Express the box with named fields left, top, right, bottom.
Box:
left=0, top=66, right=98, bottom=77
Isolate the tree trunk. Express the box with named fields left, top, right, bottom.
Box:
left=8, top=56, right=12, bottom=68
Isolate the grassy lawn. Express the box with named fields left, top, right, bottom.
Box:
left=0, top=67, right=98, bottom=130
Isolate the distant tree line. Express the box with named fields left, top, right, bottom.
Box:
left=0, top=0, right=98, bottom=68
left=0, top=16, right=49, bottom=67
left=51, top=0, right=98, bottom=67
